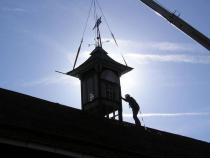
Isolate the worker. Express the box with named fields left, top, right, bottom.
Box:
left=122, top=94, right=141, bottom=126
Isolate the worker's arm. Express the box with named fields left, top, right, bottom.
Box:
left=121, top=97, right=127, bottom=102
left=121, top=97, right=131, bottom=108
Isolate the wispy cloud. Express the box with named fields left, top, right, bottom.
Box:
left=150, top=42, right=194, bottom=51
left=123, top=112, right=210, bottom=118
left=1, top=7, right=26, bottom=13
left=102, top=38, right=210, bottom=64
left=21, top=75, right=79, bottom=87
left=125, top=53, right=210, bottom=64
left=107, top=38, right=202, bottom=53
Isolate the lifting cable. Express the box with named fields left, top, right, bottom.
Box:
left=73, top=0, right=94, bottom=69
left=95, top=0, right=128, bottom=66
left=73, top=0, right=128, bottom=68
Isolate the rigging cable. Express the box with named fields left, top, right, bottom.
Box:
left=93, top=0, right=97, bottom=43
left=73, top=0, right=94, bottom=69
left=95, top=0, right=128, bottom=66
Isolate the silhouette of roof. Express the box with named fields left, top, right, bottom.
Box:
left=0, top=87, right=210, bottom=158
left=67, top=47, right=133, bottom=78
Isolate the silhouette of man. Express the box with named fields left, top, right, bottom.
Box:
left=122, top=94, right=141, bottom=126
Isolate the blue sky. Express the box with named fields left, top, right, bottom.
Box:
left=0, top=0, right=210, bottom=142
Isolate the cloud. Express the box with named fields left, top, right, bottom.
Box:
left=1, top=7, right=26, bottom=13
left=107, top=39, right=201, bottom=53
left=102, top=38, right=210, bottom=64
left=125, top=53, right=210, bottom=64
left=21, top=75, right=79, bottom=87
left=150, top=42, right=193, bottom=51
left=123, top=112, right=210, bottom=118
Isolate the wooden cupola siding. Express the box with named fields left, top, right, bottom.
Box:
left=67, top=47, right=133, bottom=120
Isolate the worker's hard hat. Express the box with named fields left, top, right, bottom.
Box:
left=125, top=94, right=130, bottom=99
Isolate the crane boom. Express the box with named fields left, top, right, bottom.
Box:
left=139, top=0, right=210, bottom=51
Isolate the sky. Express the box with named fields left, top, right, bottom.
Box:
left=0, top=0, right=210, bottom=143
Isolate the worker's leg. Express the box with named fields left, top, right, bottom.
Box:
left=133, top=110, right=141, bottom=126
